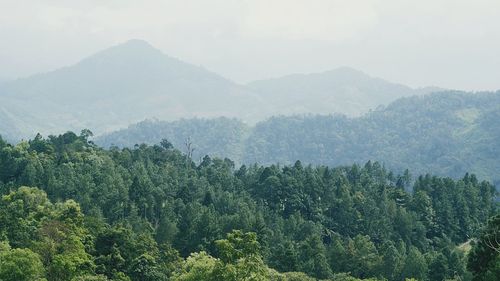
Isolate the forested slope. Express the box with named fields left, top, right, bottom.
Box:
left=0, top=132, right=497, bottom=280
left=96, top=117, right=250, bottom=162
left=245, top=91, right=500, bottom=184
left=97, top=91, right=500, bottom=186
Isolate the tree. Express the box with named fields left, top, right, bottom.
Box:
left=401, top=246, right=427, bottom=281
left=428, top=253, right=449, bottom=281
left=157, top=243, right=183, bottom=278
left=298, top=233, right=332, bottom=279
left=379, top=242, right=404, bottom=281
left=0, top=247, right=46, bottom=281
left=0, top=186, right=52, bottom=248
left=215, top=230, right=260, bottom=263
left=71, top=275, right=109, bottom=281
left=173, top=251, right=216, bottom=281
left=410, top=190, right=438, bottom=238
left=174, top=231, right=272, bottom=281
left=0, top=134, right=497, bottom=281
left=467, top=215, right=500, bottom=281
left=129, top=253, right=165, bottom=281
left=282, top=272, right=316, bottom=281
left=80, top=129, right=94, bottom=142
left=160, top=139, right=173, bottom=150
left=35, top=200, right=94, bottom=281
left=345, top=235, right=381, bottom=278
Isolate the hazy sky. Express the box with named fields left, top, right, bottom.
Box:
left=0, top=0, right=499, bottom=91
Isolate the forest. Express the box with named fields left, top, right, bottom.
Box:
left=97, top=91, right=500, bottom=187
left=0, top=131, right=498, bottom=281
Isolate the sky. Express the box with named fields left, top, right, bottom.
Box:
left=0, top=0, right=499, bottom=91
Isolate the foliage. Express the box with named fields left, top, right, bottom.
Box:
left=97, top=91, right=500, bottom=187
left=0, top=132, right=497, bottom=280
left=467, top=215, right=500, bottom=281
left=0, top=247, right=46, bottom=281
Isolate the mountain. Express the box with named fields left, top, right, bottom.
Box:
left=0, top=39, right=266, bottom=139
left=247, top=67, right=439, bottom=116
left=96, top=91, right=500, bottom=186
left=244, top=91, right=500, bottom=183
left=0, top=40, right=445, bottom=141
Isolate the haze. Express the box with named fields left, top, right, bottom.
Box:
left=0, top=0, right=499, bottom=91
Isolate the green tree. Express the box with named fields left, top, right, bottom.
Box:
left=401, top=246, right=428, bottom=281
left=129, top=253, right=165, bottom=281
left=298, top=233, right=332, bottom=279
left=215, top=230, right=260, bottom=263
left=467, top=215, right=500, bottom=281
left=0, top=247, right=46, bottom=281
left=173, top=251, right=216, bottom=281
left=0, top=186, right=52, bottom=248
left=71, top=275, right=109, bottom=281
left=379, top=242, right=404, bottom=281
left=428, top=253, right=449, bottom=281
left=345, top=235, right=381, bottom=278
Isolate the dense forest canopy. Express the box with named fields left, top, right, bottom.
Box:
left=0, top=131, right=497, bottom=280
left=97, top=91, right=500, bottom=187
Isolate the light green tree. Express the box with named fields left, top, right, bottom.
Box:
left=0, top=247, right=46, bottom=281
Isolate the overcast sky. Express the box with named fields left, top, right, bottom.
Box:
left=0, top=0, right=499, bottom=90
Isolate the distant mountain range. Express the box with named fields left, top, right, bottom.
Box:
left=247, top=67, right=442, bottom=116
left=0, top=39, right=439, bottom=141
left=96, top=91, right=500, bottom=186
left=0, top=40, right=264, bottom=141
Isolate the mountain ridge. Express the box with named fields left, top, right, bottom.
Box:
left=0, top=39, right=442, bottom=140
left=0, top=40, right=266, bottom=139
left=95, top=90, right=500, bottom=186
left=246, top=66, right=432, bottom=116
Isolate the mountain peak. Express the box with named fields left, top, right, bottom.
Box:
left=87, top=39, right=164, bottom=61
left=121, top=38, right=154, bottom=47
left=325, top=66, right=369, bottom=77
left=113, top=39, right=158, bottom=53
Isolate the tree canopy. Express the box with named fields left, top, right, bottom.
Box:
left=0, top=132, right=497, bottom=280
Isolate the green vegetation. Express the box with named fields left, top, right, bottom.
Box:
left=97, top=117, right=250, bottom=163
left=98, top=91, right=500, bottom=187
left=467, top=215, right=500, bottom=281
left=0, top=131, right=497, bottom=280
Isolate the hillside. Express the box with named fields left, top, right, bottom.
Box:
left=96, top=91, right=500, bottom=185
left=0, top=40, right=265, bottom=139
left=0, top=132, right=496, bottom=281
left=97, top=117, right=250, bottom=162
left=245, top=91, right=500, bottom=183
left=247, top=67, right=438, bottom=116
left=0, top=40, right=438, bottom=141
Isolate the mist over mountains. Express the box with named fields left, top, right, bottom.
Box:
left=0, top=39, right=437, bottom=141
left=2, top=2, right=500, bottom=280
left=247, top=67, right=441, bottom=116
left=3, top=39, right=498, bottom=185
left=0, top=40, right=264, bottom=141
